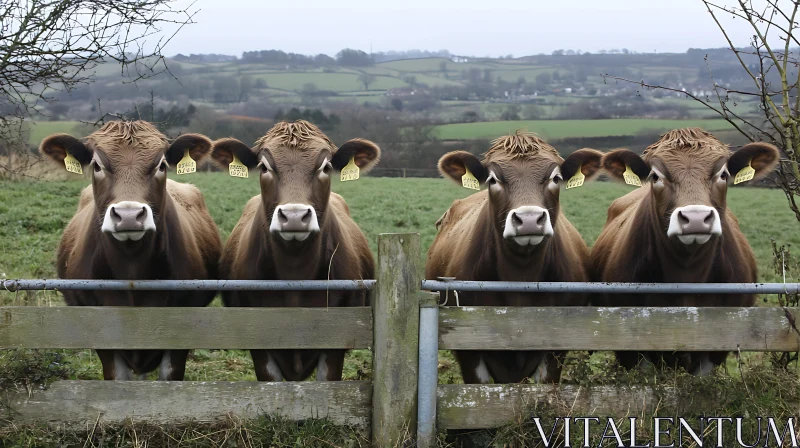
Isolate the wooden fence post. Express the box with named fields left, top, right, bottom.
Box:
left=372, top=233, right=420, bottom=446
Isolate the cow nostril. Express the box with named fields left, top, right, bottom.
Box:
left=536, top=212, right=546, bottom=226
left=136, top=207, right=147, bottom=223
left=704, top=212, right=714, bottom=225
left=110, top=207, right=121, bottom=224
left=511, top=212, right=523, bottom=227
left=677, top=211, right=689, bottom=226
left=277, top=209, right=288, bottom=224
left=301, top=209, right=312, bottom=224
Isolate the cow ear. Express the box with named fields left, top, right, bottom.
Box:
left=332, top=138, right=381, bottom=173
left=438, top=151, right=488, bottom=185
left=210, top=138, right=259, bottom=169
left=561, top=148, right=603, bottom=181
left=728, top=142, right=780, bottom=183
left=602, top=149, right=649, bottom=182
left=39, top=134, right=92, bottom=167
left=166, top=133, right=213, bottom=166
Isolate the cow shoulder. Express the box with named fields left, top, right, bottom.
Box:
left=591, top=188, right=646, bottom=281
left=555, top=216, right=591, bottom=281
left=220, top=195, right=261, bottom=279
left=166, top=180, right=221, bottom=272
left=327, top=193, right=373, bottom=278
left=426, top=191, right=488, bottom=280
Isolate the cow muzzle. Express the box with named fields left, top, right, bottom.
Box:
left=502, top=206, right=554, bottom=246
left=101, top=201, right=156, bottom=242
left=270, top=204, right=320, bottom=241
left=667, top=205, right=722, bottom=245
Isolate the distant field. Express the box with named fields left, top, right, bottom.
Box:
left=26, top=121, right=81, bottom=145
left=254, top=72, right=408, bottom=92
left=434, top=118, right=736, bottom=140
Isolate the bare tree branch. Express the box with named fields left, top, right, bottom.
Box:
left=0, top=0, right=197, bottom=178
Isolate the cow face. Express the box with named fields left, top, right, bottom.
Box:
left=602, top=131, right=779, bottom=246
left=211, top=121, right=380, bottom=245
left=438, top=145, right=601, bottom=251
left=40, top=121, right=212, bottom=243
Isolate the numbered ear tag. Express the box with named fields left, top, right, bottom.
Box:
left=63, top=153, right=82, bottom=174
left=176, top=149, right=196, bottom=175
left=734, top=159, right=756, bottom=184
left=623, top=165, right=642, bottom=187
left=461, top=167, right=480, bottom=190
left=229, top=155, right=249, bottom=178
left=340, top=156, right=360, bottom=181
left=566, top=165, right=585, bottom=189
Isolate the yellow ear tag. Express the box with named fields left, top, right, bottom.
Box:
left=63, top=153, right=82, bottom=175
left=623, top=165, right=642, bottom=187
left=340, top=156, right=360, bottom=181
left=734, top=159, right=756, bottom=184
left=566, top=165, right=585, bottom=189
left=176, top=149, right=196, bottom=175
left=461, top=167, right=480, bottom=190
left=229, top=155, right=249, bottom=178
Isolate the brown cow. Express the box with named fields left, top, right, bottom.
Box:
left=210, top=120, right=379, bottom=381
left=426, top=131, right=602, bottom=383
left=40, top=120, right=221, bottom=380
left=592, top=128, right=779, bottom=375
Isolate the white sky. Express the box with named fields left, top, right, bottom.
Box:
left=164, top=0, right=760, bottom=57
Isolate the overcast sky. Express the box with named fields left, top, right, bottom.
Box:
left=165, top=0, right=758, bottom=57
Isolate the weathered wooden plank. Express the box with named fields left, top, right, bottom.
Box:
left=1, top=380, right=372, bottom=429
left=437, top=384, right=714, bottom=429
left=439, top=306, right=800, bottom=351
left=0, top=306, right=372, bottom=349
left=372, top=233, right=420, bottom=446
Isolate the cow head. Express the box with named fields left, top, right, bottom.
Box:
left=602, top=128, right=779, bottom=246
left=40, top=121, right=212, bottom=243
left=211, top=120, right=380, bottom=245
left=438, top=132, right=602, bottom=252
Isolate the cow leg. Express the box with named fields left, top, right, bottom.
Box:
left=251, top=350, right=284, bottom=381
left=455, top=351, right=492, bottom=384
left=686, top=352, right=717, bottom=376
left=316, top=350, right=345, bottom=381
left=158, top=350, right=189, bottom=381
left=532, top=351, right=564, bottom=384
left=97, top=350, right=132, bottom=380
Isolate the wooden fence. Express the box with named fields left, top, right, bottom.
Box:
left=1, top=233, right=799, bottom=447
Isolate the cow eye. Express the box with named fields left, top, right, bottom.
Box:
left=322, top=162, right=332, bottom=174
left=651, top=172, right=659, bottom=183
left=158, top=161, right=167, bottom=173
left=720, top=171, right=729, bottom=181
left=552, top=175, right=561, bottom=185
left=93, top=162, right=101, bottom=173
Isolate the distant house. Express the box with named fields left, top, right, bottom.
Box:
left=450, top=56, right=469, bottom=63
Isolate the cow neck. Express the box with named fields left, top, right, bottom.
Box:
left=258, top=205, right=328, bottom=280
left=480, top=204, right=554, bottom=282
left=98, top=195, right=176, bottom=280
left=638, top=193, right=721, bottom=283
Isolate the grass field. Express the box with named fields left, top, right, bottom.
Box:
left=25, top=120, right=81, bottom=145
left=434, top=118, right=736, bottom=140
left=1, top=173, right=798, bottom=385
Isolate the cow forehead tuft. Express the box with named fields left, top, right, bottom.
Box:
left=643, top=127, right=730, bottom=163
left=85, top=120, right=169, bottom=160
left=255, top=120, right=336, bottom=153
left=483, top=130, right=562, bottom=163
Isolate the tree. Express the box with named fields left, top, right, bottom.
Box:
left=439, top=61, right=448, bottom=78
left=0, top=0, right=197, bottom=177
left=336, top=48, right=373, bottom=66
left=358, top=73, right=377, bottom=90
